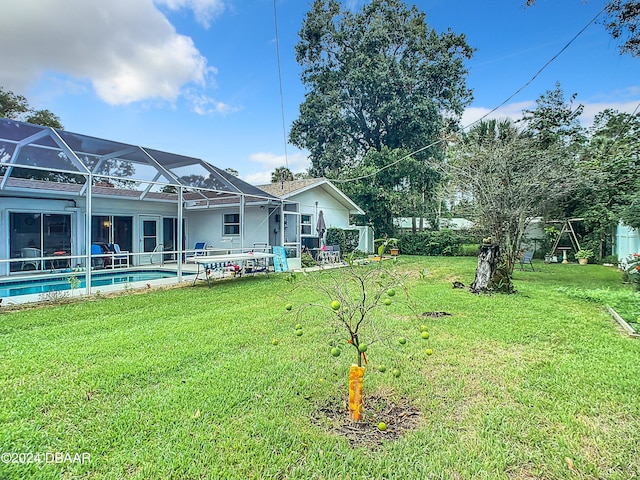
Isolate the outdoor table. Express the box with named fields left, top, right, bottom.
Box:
left=186, top=252, right=275, bottom=286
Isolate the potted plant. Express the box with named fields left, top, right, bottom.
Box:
left=375, top=237, right=399, bottom=257
left=574, top=249, right=594, bottom=265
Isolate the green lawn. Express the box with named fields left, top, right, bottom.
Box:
left=1, top=257, right=639, bottom=479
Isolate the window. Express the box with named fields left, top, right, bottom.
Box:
left=223, top=213, right=240, bottom=235
left=301, top=214, right=312, bottom=236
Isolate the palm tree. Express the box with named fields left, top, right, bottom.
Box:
left=271, top=166, right=294, bottom=183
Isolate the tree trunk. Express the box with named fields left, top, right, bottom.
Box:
left=470, top=244, right=514, bottom=294
left=349, top=365, right=365, bottom=421
left=470, top=245, right=499, bottom=293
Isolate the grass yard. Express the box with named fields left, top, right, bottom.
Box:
left=1, top=257, right=639, bottom=479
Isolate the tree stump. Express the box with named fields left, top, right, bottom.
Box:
left=470, top=245, right=500, bottom=293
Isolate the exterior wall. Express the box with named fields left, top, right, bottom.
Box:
left=616, top=223, right=640, bottom=260
left=353, top=225, right=374, bottom=254
left=1, top=192, right=274, bottom=276
left=287, top=188, right=351, bottom=246
left=186, top=206, right=271, bottom=252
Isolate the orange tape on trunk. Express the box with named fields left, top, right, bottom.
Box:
left=349, top=364, right=365, bottom=421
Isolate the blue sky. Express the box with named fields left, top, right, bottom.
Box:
left=2, top=0, right=639, bottom=184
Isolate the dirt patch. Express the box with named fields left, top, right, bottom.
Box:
left=313, top=392, right=423, bottom=448
left=421, top=311, right=452, bottom=318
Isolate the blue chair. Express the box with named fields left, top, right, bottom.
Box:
left=91, top=244, right=107, bottom=268
left=193, top=242, right=206, bottom=256
left=185, top=242, right=206, bottom=261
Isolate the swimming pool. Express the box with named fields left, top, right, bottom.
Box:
left=0, top=270, right=194, bottom=299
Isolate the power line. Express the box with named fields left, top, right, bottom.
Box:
left=331, top=5, right=607, bottom=184
left=273, top=0, right=290, bottom=191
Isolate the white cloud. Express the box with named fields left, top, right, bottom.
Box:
left=462, top=97, right=640, bottom=130
left=155, top=0, right=225, bottom=29
left=460, top=101, right=535, bottom=130
left=187, top=90, right=240, bottom=115
left=580, top=100, right=640, bottom=128
left=0, top=0, right=224, bottom=106
left=243, top=151, right=311, bottom=185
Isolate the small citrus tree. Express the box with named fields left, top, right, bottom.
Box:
left=285, top=258, right=432, bottom=422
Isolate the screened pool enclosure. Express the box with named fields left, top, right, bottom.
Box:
left=0, top=118, right=299, bottom=298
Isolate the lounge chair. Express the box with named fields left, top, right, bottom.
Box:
left=519, top=251, right=535, bottom=271
left=109, top=243, right=130, bottom=268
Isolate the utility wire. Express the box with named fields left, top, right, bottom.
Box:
left=273, top=0, right=291, bottom=193
left=331, top=5, right=607, bottom=184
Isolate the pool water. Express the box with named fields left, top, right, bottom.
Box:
left=0, top=270, right=193, bottom=298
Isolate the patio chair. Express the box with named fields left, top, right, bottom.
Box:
left=21, top=247, right=42, bottom=271
left=329, top=245, right=341, bottom=263
left=109, top=243, right=130, bottom=268
left=318, top=246, right=332, bottom=265
left=91, top=244, right=108, bottom=269
left=519, top=251, right=535, bottom=271
left=185, top=242, right=206, bottom=262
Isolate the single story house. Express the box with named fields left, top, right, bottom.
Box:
left=0, top=118, right=299, bottom=294
left=257, top=178, right=373, bottom=253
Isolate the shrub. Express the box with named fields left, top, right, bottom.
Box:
left=301, top=250, right=317, bottom=268
left=460, top=244, right=480, bottom=256
left=398, top=229, right=462, bottom=256
left=326, top=228, right=360, bottom=254
left=622, top=253, right=640, bottom=291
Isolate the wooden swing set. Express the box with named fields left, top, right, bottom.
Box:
left=548, top=218, right=583, bottom=263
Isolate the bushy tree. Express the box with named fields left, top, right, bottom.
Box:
left=0, top=87, right=63, bottom=128
left=561, top=109, right=640, bottom=253
left=290, top=0, right=473, bottom=234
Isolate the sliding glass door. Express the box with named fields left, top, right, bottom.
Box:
left=9, top=213, right=71, bottom=272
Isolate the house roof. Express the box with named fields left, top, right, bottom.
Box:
left=257, top=178, right=365, bottom=215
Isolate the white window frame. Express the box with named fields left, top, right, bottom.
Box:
left=301, top=214, right=312, bottom=236
left=223, top=213, right=240, bottom=236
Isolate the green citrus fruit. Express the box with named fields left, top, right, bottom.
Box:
left=295, top=323, right=302, bottom=330
left=392, top=368, right=401, bottom=378
left=386, top=288, right=396, bottom=297
left=295, top=329, right=303, bottom=336
left=331, top=347, right=341, bottom=357
left=383, top=298, right=392, bottom=306
left=272, top=339, right=279, bottom=345
left=377, top=365, right=387, bottom=373
left=421, top=331, right=429, bottom=339
left=425, top=348, right=433, bottom=355
left=377, top=422, right=387, bottom=431
left=330, top=300, right=341, bottom=311
left=358, top=343, right=368, bottom=353
left=285, top=303, right=293, bottom=311
left=398, top=337, right=407, bottom=345
left=420, top=324, right=428, bottom=332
